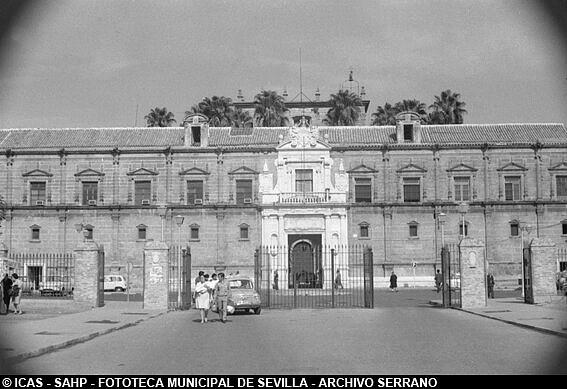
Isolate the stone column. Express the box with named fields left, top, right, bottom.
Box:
left=74, top=239, right=103, bottom=307
left=529, top=238, right=557, bottom=304
left=143, top=240, right=169, bottom=310
left=459, top=238, right=487, bottom=308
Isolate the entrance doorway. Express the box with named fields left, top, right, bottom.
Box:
left=288, top=234, right=322, bottom=289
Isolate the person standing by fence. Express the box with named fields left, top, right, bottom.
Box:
left=2, top=273, right=12, bottom=314
left=389, top=271, right=398, bottom=292
left=273, top=270, right=279, bottom=291
left=11, top=273, right=22, bottom=314
left=334, top=269, right=344, bottom=289
left=487, top=272, right=495, bottom=299
left=435, top=269, right=443, bottom=293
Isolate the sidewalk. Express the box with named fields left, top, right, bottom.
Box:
left=1, top=293, right=566, bottom=369
left=0, top=299, right=167, bottom=367
left=429, top=294, right=567, bottom=338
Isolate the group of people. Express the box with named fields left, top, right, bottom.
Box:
left=1, top=273, right=22, bottom=315
left=193, top=271, right=231, bottom=324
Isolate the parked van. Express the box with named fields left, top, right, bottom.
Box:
left=104, top=275, right=127, bottom=292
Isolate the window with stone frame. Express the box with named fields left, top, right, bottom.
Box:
left=459, top=222, right=469, bottom=237
left=403, top=177, right=421, bottom=202
left=295, top=169, right=313, bottom=193
left=236, top=179, right=253, bottom=204
left=453, top=176, right=471, bottom=202
left=504, top=176, right=521, bottom=201
left=85, top=225, right=94, bottom=240
left=359, top=223, right=370, bottom=239
left=30, top=181, right=46, bottom=204
left=82, top=181, right=98, bottom=205
left=409, top=222, right=419, bottom=238
left=562, top=221, right=567, bottom=236
left=355, top=178, right=372, bottom=203
left=137, top=225, right=147, bottom=240
left=510, top=222, right=519, bottom=237
left=240, top=224, right=249, bottom=240
left=135, top=180, right=152, bottom=205
left=190, top=225, right=200, bottom=240
left=30, top=225, right=40, bottom=241
left=187, top=180, right=204, bottom=204
left=557, top=176, right=567, bottom=198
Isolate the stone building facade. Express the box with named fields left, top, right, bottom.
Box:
left=1, top=113, right=566, bottom=290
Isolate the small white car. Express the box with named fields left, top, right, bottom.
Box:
left=104, top=275, right=127, bottom=292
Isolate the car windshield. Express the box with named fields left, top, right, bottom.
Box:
left=228, top=279, right=253, bottom=289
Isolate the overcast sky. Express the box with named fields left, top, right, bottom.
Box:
left=0, top=0, right=566, bottom=129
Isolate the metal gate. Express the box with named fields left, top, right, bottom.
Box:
left=523, top=247, right=534, bottom=304
left=441, top=243, right=461, bottom=308
left=255, top=245, right=374, bottom=309
left=168, top=245, right=191, bottom=310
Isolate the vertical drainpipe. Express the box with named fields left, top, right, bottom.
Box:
left=216, top=149, right=223, bottom=264
left=533, top=143, right=541, bottom=237
left=382, top=147, right=389, bottom=275
left=482, top=145, right=490, bottom=281
left=433, top=146, right=439, bottom=269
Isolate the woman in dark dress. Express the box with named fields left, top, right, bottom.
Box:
left=389, top=271, right=398, bottom=292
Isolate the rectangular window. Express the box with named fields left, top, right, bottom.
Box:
left=403, top=177, right=420, bottom=202
left=236, top=179, right=253, bottom=204
left=557, top=176, right=567, bottom=197
left=459, top=223, right=468, bottom=237
left=190, top=227, right=199, bottom=240
left=82, top=182, right=98, bottom=205
left=355, top=178, right=372, bottom=203
left=295, top=169, right=313, bottom=193
left=504, top=176, right=521, bottom=201
left=454, top=177, right=470, bottom=202
left=409, top=225, right=418, bottom=237
left=240, top=226, right=249, bottom=240
left=85, top=228, right=93, bottom=240
left=187, top=180, right=204, bottom=204
left=138, top=227, right=147, bottom=240
left=510, top=223, right=519, bottom=237
left=562, top=223, right=567, bottom=235
left=135, top=181, right=152, bottom=205
left=360, top=225, right=369, bottom=238
left=403, top=124, right=413, bottom=141
left=30, top=182, right=46, bottom=204
left=31, top=228, right=40, bottom=240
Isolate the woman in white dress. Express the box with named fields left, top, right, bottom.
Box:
left=194, top=274, right=210, bottom=323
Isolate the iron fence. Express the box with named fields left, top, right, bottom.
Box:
left=167, top=245, right=192, bottom=310
left=9, top=252, right=75, bottom=298
left=441, top=243, right=461, bottom=308
left=255, top=245, right=374, bottom=309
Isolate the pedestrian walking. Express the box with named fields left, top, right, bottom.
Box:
left=273, top=270, right=279, bottom=291
left=214, top=273, right=231, bottom=323
left=1, top=273, right=13, bottom=314
left=434, top=269, right=443, bottom=293
left=487, top=272, right=495, bottom=299
left=389, top=271, right=398, bottom=292
left=334, top=269, right=344, bottom=289
left=194, top=274, right=210, bottom=324
left=206, top=274, right=219, bottom=312
left=10, top=273, right=22, bottom=314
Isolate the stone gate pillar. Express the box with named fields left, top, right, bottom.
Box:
left=143, top=240, right=169, bottom=310
left=459, top=238, right=487, bottom=308
left=529, top=238, right=557, bottom=304
left=74, top=239, right=103, bottom=307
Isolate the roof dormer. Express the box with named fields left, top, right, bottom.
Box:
left=183, top=114, right=209, bottom=147
left=396, top=111, right=422, bottom=144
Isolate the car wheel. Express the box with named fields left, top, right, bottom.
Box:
left=254, top=306, right=261, bottom=315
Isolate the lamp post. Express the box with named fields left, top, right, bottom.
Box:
left=519, top=223, right=533, bottom=299
left=438, top=212, right=446, bottom=249
left=457, top=202, right=469, bottom=240
left=174, top=215, right=184, bottom=308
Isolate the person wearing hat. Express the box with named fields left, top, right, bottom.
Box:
left=11, top=273, right=22, bottom=314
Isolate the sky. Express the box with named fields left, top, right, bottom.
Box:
left=0, top=0, right=566, bottom=129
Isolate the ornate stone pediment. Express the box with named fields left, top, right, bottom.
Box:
left=447, top=163, right=478, bottom=173
left=497, top=162, right=527, bottom=172
left=228, top=166, right=259, bottom=175
left=347, top=164, right=378, bottom=174
left=278, top=120, right=330, bottom=150
left=126, top=167, right=158, bottom=176
left=179, top=167, right=210, bottom=176
left=396, top=163, right=427, bottom=174
left=22, top=169, right=53, bottom=177
left=548, top=162, right=567, bottom=171
left=75, top=168, right=105, bottom=177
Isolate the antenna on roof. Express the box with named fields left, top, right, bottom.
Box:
left=134, top=104, right=139, bottom=127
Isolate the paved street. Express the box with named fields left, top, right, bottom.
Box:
left=10, top=288, right=567, bottom=375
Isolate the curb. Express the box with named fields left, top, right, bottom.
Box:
left=6, top=310, right=168, bottom=364
left=428, top=300, right=567, bottom=339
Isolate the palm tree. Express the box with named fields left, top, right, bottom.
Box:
left=429, top=90, right=467, bottom=124
left=371, top=102, right=398, bottom=125
left=394, top=99, right=428, bottom=123
left=144, top=107, right=176, bottom=127
left=324, top=89, right=362, bottom=126
left=187, top=96, right=234, bottom=126
left=253, top=90, right=288, bottom=127
left=230, top=108, right=254, bottom=128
